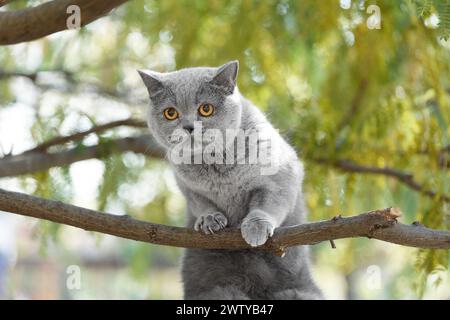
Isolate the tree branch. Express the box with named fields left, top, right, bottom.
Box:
left=26, top=119, right=147, bottom=153
left=0, top=69, right=38, bottom=81
left=0, top=0, right=129, bottom=45
left=0, top=0, right=11, bottom=9
left=0, top=188, right=448, bottom=256
left=0, top=68, right=146, bottom=106
left=335, top=79, right=368, bottom=133
left=1, top=131, right=448, bottom=205
left=314, top=158, right=450, bottom=203
left=0, top=135, right=164, bottom=178
left=0, top=117, right=447, bottom=202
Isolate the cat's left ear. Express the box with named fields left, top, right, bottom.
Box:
left=209, top=60, right=239, bottom=94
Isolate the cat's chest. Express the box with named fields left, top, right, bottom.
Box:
left=174, top=163, right=259, bottom=205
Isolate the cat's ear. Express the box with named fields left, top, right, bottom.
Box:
left=209, top=60, right=239, bottom=94
left=138, top=70, right=164, bottom=97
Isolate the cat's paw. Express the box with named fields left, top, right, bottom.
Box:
left=241, top=212, right=275, bottom=247
left=194, top=212, right=228, bottom=234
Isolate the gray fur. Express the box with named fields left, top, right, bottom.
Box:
left=139, top=61, right=323, bottom=300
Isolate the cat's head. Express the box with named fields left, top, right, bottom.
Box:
left=138, top=61, right=241, bottom=152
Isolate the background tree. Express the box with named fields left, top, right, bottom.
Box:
left=0, top=0, right=449, bottom=299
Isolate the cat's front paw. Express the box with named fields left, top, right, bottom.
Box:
left=241, top=212, right=275, bottom=247
left=194, top=212, right=228, bottom=234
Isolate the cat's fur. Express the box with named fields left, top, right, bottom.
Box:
left=138, top=61, right=323, bottom=299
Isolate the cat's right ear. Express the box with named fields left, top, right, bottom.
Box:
left=209, top=60, right=239, bottom=95
left=138, top=70, right=164, bottom=97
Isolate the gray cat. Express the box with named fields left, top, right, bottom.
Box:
left=138, top=61, right=323, bottom=300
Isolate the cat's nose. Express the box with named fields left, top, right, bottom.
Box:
left=183, top=125, right=194, bottom=134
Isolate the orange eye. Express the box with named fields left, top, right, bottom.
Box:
left=198, top=103, right=214, bottom=117
left=163, top=107, right=179, bottom=120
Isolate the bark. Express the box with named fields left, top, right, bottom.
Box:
left=0, top=135, right=164, bottom=178
left=0, top=0, right=129, bottom=45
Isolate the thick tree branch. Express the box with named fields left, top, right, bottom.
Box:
left=0, top=188, right=448, bottom=256
left=0, top=0, right=129, bottom=45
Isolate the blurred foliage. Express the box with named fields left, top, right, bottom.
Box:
left=413, top=0, right=450, bottom=39
left=0, top=0, right=449, bottom=298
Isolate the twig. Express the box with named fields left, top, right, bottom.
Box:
left=329, top=240, right=336, bottom=249
left=25, top=118, right=147, bottom=153
left=314, top=158, right=450, bottom=203
left=335, top=79, right=368, bottom=133
left=0, top=68, right=147, bottom=107
left=0, top=0, right=10, bottom=9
